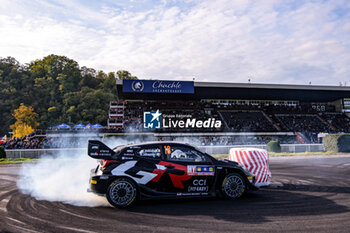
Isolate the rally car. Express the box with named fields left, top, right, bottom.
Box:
left=88, top=140, right=258, bottom=208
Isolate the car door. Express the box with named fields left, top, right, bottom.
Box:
left=159, top=144, right=216, bottom=195
left=117, top=145, right=163, bottom=187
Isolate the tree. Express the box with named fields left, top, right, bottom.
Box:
left=28, top=55, right=81, bottom=128
left=0, top=54, right=137, bottom=133
left=116, top=70, right=138, bottom=80
left=10, top=104, right=39, bottom=138
left=0, top=57, right=32, bottom=135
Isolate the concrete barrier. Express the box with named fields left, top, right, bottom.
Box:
left=5, top=144, right=324, bottom=158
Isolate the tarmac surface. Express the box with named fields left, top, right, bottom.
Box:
left=1, top=155, right=350, bottom=233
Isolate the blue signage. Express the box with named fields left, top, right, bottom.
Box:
left=123, top=80, right=194, bottom=94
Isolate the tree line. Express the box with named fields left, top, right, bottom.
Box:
left=0, top=54, right=137, bottom=136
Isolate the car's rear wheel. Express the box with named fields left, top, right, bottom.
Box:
left=106, top=178, right=137, bottom=208
left=220, top=173, right=246, bottom=199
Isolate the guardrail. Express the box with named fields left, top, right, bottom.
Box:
left=200, top=144, right=324, bottom=154
left=5, top=144, right=324, bottom=158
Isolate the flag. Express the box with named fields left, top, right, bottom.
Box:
left=294, top=132, right=305, bottom=144
left=0, top=135, right=6, bottom=144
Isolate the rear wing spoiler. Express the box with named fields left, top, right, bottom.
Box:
left=88, top=140, right=115, bottom=160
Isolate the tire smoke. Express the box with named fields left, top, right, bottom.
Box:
left=16, top=136, right=149, bottom=207
left=17, top=151, right=109, bottom=207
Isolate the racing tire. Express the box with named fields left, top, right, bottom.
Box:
left=106, top=178, right=138, bottom=208
left=220, top=173, right=246, bottom=199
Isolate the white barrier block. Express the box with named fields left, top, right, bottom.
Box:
left=229, top=148, right=271, bottom=187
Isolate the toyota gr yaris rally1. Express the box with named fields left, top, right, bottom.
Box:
left=87, top=140, right=258, bottom=208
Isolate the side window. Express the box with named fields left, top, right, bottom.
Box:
left=164, top=145, right=208, bottom=162
left=137, top=146, right=162, bottom=159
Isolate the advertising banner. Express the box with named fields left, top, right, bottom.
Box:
left=122, top=80, right=194, bottom=94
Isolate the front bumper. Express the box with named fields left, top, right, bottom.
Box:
left=87, top=187, right=106, bottom=196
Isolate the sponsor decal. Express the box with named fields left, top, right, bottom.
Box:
left=143, top=110, right=222, bottom=129
left=90, top=152, right=112, bottom=157
left=90, top=149, right=112, bottom=157
left=187, top=166, right=215, bottom=176
left=188, top=186, right=209, bottom=192
left=176, top=193, right=208, bottom=196
left=193, top=179, right=207, bottom=186
left=189, top=180, right=209, bottom=192
left=139, top=148, right=161, bottom=157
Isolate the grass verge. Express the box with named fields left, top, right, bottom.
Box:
left=212, top=154, right=229, bottom=159
left=0, top=158, right=38, bottom=164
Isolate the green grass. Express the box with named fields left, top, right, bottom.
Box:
left=212, top=154, right=230, bottom=159
left=0, top=158, right=38, bottom=164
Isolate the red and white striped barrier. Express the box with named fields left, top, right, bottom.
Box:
left=229, top=148, right=271, bottom=187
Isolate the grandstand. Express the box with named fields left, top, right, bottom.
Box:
left=107, top=80, right=350, bottom=144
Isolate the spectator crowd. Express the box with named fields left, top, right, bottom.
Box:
left=2, top=101, right=350, bottom=149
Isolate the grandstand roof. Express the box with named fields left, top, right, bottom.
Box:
left=116, top=80, right=350, bottom=102
left=195, top=81, right=350, bottom=91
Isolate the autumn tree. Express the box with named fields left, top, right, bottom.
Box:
left=0, top=54, right=138, bottom=134
left=0, top=57, right=32, bottom=135
left=10, top=104, right=39, bottom=138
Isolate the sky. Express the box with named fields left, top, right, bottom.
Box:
left=0, top=0, right=349, bottom=85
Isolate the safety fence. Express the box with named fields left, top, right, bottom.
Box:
left=5, top=144, right=324, bottom=158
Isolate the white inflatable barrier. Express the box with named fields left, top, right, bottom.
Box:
left=229, top=148, right=271, bottom=187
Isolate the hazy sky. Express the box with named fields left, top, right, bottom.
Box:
left=0, top=0, right=349, bottom=85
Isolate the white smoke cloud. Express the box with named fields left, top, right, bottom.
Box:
left=17, top=151, right=109, bottom=207
left=16, top=135, right=152, bottom=207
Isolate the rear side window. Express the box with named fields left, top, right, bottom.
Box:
left=164, top=145, right=208, bottom=162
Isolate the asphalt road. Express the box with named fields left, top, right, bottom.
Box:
left=1, top=155, right=350, bottom=233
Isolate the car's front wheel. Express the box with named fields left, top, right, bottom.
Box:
left=106, top=178, right=137, bottom=208
left=220, top=173, right=246, bottom=199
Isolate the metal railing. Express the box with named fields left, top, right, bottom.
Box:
left=5, top=144, right=324, bottom=159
